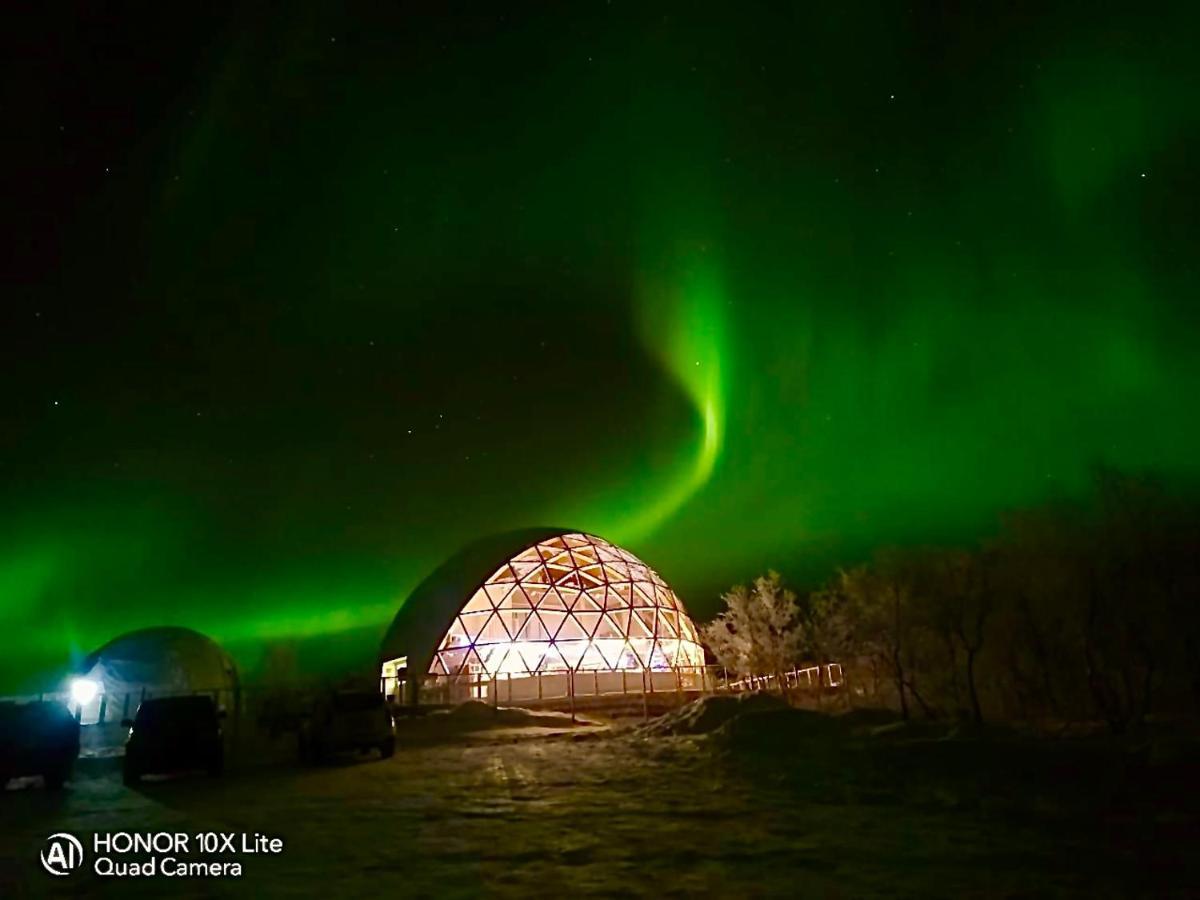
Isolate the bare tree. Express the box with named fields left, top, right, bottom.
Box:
left=832, top=554, right=932, bottom=719
left=919, top=549, right=993, bottom=724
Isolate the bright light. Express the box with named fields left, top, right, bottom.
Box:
left=69, top=677, right=99, bottom=707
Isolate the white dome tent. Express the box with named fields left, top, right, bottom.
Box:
left=71, top=627, right=238, bottom=725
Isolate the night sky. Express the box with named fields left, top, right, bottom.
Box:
left=3, top=4, right=1197, bottom=690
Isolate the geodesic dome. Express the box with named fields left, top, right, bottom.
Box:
left=430, top=532, right=704, bottom=676
left=379, top=530, right=706, bottom=702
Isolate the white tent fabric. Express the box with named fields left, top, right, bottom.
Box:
left=75, top=627, right=238, bottom=723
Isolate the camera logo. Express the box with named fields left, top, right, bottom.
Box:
left=40, top=833, right=84, bottom=876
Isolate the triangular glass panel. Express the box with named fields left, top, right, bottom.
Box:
left=459, top=611, right=491, bottom=642
left=594, top=614, right=624, bottom=640
left=609, top=582, right=634, bottom=605
left=475, top=611, right=512, bottom=645
left=632, top=582, right=657, bottom=607
left=579, top=564, right=605, bottom=587
left=461, top=590, right=492, bottom=614
left=577, top=644, right=608, bottom=671
left=574, top=591, right=602, bottom=613
left=485, top=582, right=514, bottom=605
left=573, top=611, right=603, bottom=638
left=660, top=610, right=679, bottom=638
left=594, top=544, right=621, bottom=563
left=556, top=615, right=588, bottom=641
left=540, top=587, right=568, bottom=610
left=478, top=644, right=510, bottom=675
left=487, top=563, right=517, bottom=583
left=523, top=565, right=551, bottom=585
left=440, top=618, right=471, bottom=647
left=601, top=560, right=630, bottom=580
left=557, top=640, right=587, bottom=669
left=603, top=587, right=629, bottom=610
left=538, top=610, right=568, bottom=639
left=518, top=646, right=545, bottom=673
left=607, top=608, right=632, bottom=634
left=595, top=640, right=624, bottom=668
left=539, top=645, right=568, bottom=672
left=538, top=543, right=566, bottom=563
left=554, top=569, right=582, bottom=590
left=499, top=585, right=531, bottom=610
left=509, top=557, right=541, bottom=580
left=520, top=613, right=551, bottom=642
left=635, top=608, right=657, bottom=636
left=506, top=609, right=534, bottom=638
left=439, top=647, right=468, bottom=674
left=626, top=639, right=653, bottom=667
left=628, top=611, right=653, bottom=639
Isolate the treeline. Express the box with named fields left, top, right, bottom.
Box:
left=707, top=468, right=1200, bottom=733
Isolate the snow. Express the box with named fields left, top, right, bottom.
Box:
left=1, top=701, right=1196, bottom=896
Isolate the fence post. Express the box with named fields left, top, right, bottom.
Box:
left=568, top=669, right=576, bottom=724
left=593, top=670, right=599, bottom=698
left=537, top=671, right=543, bottom=701
left=97, top=693, right=108, bottom=725
left=641, top=669, right=649, bottom=721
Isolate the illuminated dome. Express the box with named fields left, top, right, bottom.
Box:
left=379, top=530, right=706, bottom=704
left=431, top=532, right=703, bottom=676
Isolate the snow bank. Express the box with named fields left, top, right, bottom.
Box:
left=406, top=701, right=590, bottom=736
left=637, top=692, right=788, bottom=737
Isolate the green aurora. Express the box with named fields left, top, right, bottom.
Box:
left=2, top=4, right=1198, bottom=690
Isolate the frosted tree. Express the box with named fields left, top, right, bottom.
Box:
left=703, top=571, right=804, bottom=680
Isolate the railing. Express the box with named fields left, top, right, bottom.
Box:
left=406, top=666, right=718, bottom=708
left=727, top=662, right=843, bottom=693
left=2, top=660, right=845, bottom=727
left=389, top=661, right=845, bottom=712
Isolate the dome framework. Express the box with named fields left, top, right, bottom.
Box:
left=429, top=533, right=705, bottom=680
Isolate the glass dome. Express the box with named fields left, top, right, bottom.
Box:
left=429, top=532, right=705, bottom=677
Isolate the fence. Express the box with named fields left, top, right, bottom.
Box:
left=727, top=662, right=844, bottom=693
left=3, top=660, right=846, bottom=728
left=390, top=661, right=845, bottom=713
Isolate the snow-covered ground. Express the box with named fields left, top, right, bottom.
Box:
left=2, top=701, right=1196, bottom=897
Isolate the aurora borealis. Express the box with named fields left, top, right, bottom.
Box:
left=2, top=4, right=1198, bottom=691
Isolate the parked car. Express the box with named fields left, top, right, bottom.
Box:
left=298, top=690, right=394, bottom=763
left=0, top=700, right=80, bottom=789
left=122, top=695, right=224, bottom=784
